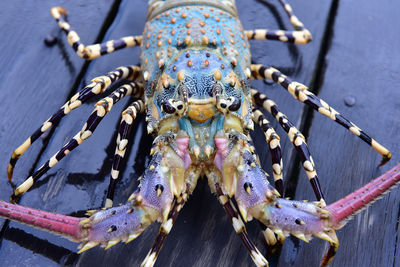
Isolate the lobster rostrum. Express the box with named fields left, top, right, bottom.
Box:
left=1, top=0, right=397, bottom=266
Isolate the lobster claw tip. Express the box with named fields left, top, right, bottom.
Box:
left=77, top=241, right=99, bottom=254
left=378, top=153, right=391, bottom=167
left=128, top=192, right=136, bottom=202
left=237, top=204, right=248, bottom=222
left=80, top=218, right=91, bottom=227
left=104, top=239, right=120, bottom=250
left=292, top=232, right=310, bottom=243
left=314, top=230, right=338, bottom=244
left=85, top=209, right=98, bottom=216
left=7, top=166, right=13, bottom=182
left=272, top=228, right=286, bottom=241
left=9, top=194, right=20, bottom=204
left=205, top=145, right=213, bottom=158
left=125, top=232, right=142, bottom=244
left=193, top=146, right=201, bottom=158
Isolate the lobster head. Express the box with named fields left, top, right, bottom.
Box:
left=144, top=49, right=254, bottom=134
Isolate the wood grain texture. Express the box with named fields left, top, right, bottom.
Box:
left=0, top=0, right=116, bottom=204
left=0, top=0, right=120, bottom=265
left=279, top=1, right=400, bottom=266
left=1, top=0, right=398, bottom=267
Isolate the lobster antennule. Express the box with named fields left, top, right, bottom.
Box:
left=326, top=162, right=400, bottom=228
left=0, top=200, right=83, bottom=241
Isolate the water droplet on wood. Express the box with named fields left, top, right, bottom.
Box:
left=344, top=95, right=356, bottom=107
left=44, top=34, right=57, bottom=46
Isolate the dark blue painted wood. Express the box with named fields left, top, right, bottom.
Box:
left=0, top=1, right=119, bottom=266
left=279, top=1, right=400, bottom=266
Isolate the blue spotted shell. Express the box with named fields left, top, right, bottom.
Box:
left=141, top=0, right=253, bottom=133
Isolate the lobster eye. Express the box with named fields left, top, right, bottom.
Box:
left=161, top=100, right=176, bottom=114
left=228, top=96, right=241, bottom=111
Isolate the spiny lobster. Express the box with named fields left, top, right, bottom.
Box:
left=0, top=0, right=398, bottom=266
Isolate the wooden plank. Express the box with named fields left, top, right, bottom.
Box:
left=0, top=1, right=119, bottom=266
left=279, top=1, right=400, bottom=266
left=0, top=0, right=333, bottom=266
left=0, top=0, right=116, bottom=203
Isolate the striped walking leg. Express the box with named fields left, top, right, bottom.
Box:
left=50, top=7, right=142, bottom=59
left=140, top=196, right=187, bottom=267
left=215, top=184, right=269, bottom=267
left=141, top=166, right=202, bottom=266
left=253, top=103, right=319, bottom=246
left=252, top=107, right=284, bottom=196
left=104, top=100, right=145, bottom=208
left=12, top=82, right=143, bottom=199
left=252, top=89, right=325, bottom=202
left=7, top=65, right=141, bottom=181
left=244, top=0, right=312, bottom=44
left=246, top=133, right=284, bottom=246
left=250, top=64, right=391, bottom=166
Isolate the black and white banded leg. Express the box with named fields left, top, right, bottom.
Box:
left=105, top=100, right=145, bottom=208
left=252, top=89, right=324, bottom=202
left=140, top=196, right=187, bottom=267
left=51, top=7, right=142, bottom=59
left=215, top=184, right=269, bottom=267
left=12, top=81, right=143, bottom=199
left=244, top=0, right=312, bottom=44
left=7, top=65, right=141, bottom=181
left=250, top=64, right=391, bottom=166
left=252, top=107, right=284, bottom=196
